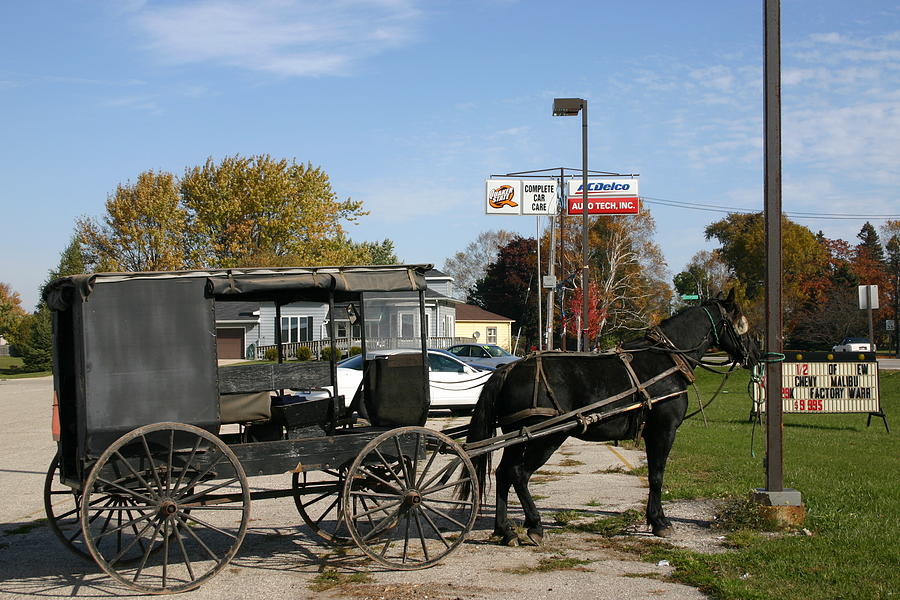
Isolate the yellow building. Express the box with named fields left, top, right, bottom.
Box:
left=454, top=304, right=515, bottom=352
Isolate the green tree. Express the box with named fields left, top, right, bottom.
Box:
left=673, top=250, right=732, bottom=305
left=705, top=212, right=827, bottom=310
left=856, top=221, right=885, bottom=264
left=182, top=155, right=367, bottom=267
left=0, top=282, right=26, bottom=342
left=355, top=239, right=399, bottom=265
left=78, top=170, right=186, bottom=272
left=15, top=236, right=90, bottom=372
left=470, top=236, right=538, bottom=350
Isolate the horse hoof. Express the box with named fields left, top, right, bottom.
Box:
left=653, top=526, right=674, bottom=538
left=526, top=532, right=543, bottom=546
left=502, top=534, right=520, bottom=547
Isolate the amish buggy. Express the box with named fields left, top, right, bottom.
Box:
left=41, top=263, right=757, bottom=594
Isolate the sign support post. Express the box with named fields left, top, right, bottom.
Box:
left=753, top=0, right=804, bottom=525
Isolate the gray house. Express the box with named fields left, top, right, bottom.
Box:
left=214, top=269, right=461, bottom=359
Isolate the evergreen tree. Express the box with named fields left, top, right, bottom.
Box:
left=857, top=221, right=885, bottom=263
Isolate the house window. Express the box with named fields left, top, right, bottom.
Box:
left=443, top=315, right=455, bottom=338
left=486, top=327, right=498, bottom=344
left=279, top=316, right=313, bottom=343
left=400, top=313, right=416, bottom=338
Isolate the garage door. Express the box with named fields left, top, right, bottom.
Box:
left=216, top=328, right=244, bottom=359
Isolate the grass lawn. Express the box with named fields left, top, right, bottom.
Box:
left=645, top=366, right=899, bottom=600
left=0, top=356, right=50, bottom=379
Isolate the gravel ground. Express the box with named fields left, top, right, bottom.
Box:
left=0, top=377, right=726, bottom=599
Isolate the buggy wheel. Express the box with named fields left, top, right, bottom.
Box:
left=292, top=468, right=351, bottom=545
left=44, top=452, right=91, bottom=560
left=342, top=426, right=479, bottom=570
left=81, top=423, right=250, bottom=594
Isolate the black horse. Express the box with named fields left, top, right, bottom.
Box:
left=465, top=291, right=758, bottom=546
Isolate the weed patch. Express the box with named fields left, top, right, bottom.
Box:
left=309, top=568, right=372, bottom=592
left=551, top=510, right=584, bottom=525
left=503, top=553, right=592, bottom=574
left=565, top=509, right=643, bottom=536
left=557, top=458, right=585, bottom=468
left=713, top=497, right=780, bottom=532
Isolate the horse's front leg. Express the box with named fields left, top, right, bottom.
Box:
left=494, top=447, right=521, bottom=546
left=643, top=419, right=678, bottom=537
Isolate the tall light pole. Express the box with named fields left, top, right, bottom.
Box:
left=553, top=98, right=590, bottom=350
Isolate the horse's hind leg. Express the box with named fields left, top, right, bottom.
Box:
left=509, top=433, right=568, bottom=546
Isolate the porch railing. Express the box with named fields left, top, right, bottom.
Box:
left=254, top=336, right=471, bottom=360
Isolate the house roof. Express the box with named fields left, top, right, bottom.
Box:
left=425, top=268, right=452, bottom=279
left=455, top=304, right=514, bottom=322
left=215, top=301, right=260, bottom=322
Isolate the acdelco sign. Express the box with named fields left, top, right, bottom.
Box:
left=566, top=177, right=640, bottom=215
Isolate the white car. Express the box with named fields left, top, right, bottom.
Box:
left=333, top=350, right=493, bottom=412
left=832, top=337, right=874, bottom=352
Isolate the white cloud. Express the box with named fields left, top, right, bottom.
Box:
left=127, top=0, right=422, bottom=77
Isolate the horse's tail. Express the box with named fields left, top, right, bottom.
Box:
left=458, top=364, right=512, bottom=502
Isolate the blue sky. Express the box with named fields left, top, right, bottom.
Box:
left=2, top=0, right=899, bottom=309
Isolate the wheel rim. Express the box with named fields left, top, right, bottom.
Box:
left=342, top=426, right=479, bottom=570
left=81, top=423, right=250, bottom=594
left=44, top=452, right=93, bottom=561
left=292, top=468, right=350, bottom=545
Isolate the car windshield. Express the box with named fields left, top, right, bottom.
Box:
left=338, top=355, right=363, bottom=370
left=484, top=345, right=511, bottom=358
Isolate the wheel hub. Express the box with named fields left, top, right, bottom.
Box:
left=158, top=499, right=178, bottom=520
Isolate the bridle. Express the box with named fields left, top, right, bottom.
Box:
left=700, top=300, right=752, bottom=368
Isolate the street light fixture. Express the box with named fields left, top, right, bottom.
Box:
left=553, top=97, right=590, bottom=351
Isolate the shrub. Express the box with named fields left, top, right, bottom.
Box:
left=296, top=346, right=312, bottom=361
left=348, top=346, right=362, bottom=357
left=264, top=347, right=278, bottom=362
left=320, top=346, right=343, bottom=361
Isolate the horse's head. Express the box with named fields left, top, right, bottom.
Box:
left=703, top=289, right=759, bottom=368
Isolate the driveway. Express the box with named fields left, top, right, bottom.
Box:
left=0, top=376, right=712, bottom=600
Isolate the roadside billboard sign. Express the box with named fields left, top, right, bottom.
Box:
left=485, top=179, right=521, bottom=215
left=566, top=177, right=640, bottom=215
left=521, top=180, right=558, bottom=215
left=486, top=179, right=558, bottom=215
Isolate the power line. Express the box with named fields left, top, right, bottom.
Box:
left=641, top=196, right=899, bottom=220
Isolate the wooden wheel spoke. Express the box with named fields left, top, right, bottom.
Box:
left=299, top=490, right=334, bottom=509
left=373, top=447, right=405, bottom=487
left=352, top=496, right=404, bottom=522
left=421, top=476, right=470, bottom=498
left=172, top=518, right=195, bottom=582
left=355, top=465, right=403, bottom=494
left=108, top=517, right=156, bottom=567
left=132, top=517, right=164, bottom=583
left=414, top=441, right=442, bottom=488
left=417, top=508, right=451, bottom=550
left=171, top=437, right=202, bottom=493
left=420, top=501, right=467, bottom=530
left=176, top=447, right=225, bottom=497
left=313, top=496, right=341, bottom=527
left=360, top=504, right=403, bottom=543
left=95, top=476, right=155, bottom=504
left=94, top=509, right=155, bottom=541
left=140, top=434, right=165, bottom=493
left=419, top=457, right=461, bottom=492
left=175, top=514, right=220, bottom=562
left=178, top=477, right=239, bottom=504
left=165, top=430, right=175, bottom=495
left=392, top=437, right=412, bottom=483
left=179, top=511, right=238, bottom=540
left=412, top=508, right=429, bottom=562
